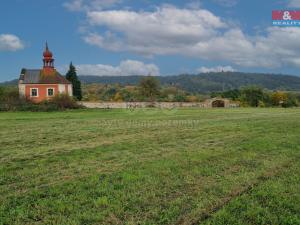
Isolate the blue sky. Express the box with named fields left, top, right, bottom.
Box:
left=1, top=0, right=300, bottom=81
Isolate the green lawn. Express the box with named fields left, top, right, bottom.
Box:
left=0, top=108, right=299, bottom=225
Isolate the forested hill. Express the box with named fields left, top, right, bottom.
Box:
left=0, top=79, right=18, bottom=86
left=2, top=72, right=300, bottom=93
left=78, top=72, right=300, bottom=93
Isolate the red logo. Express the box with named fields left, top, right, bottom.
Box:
left=272, top=10, right=300, bottom=20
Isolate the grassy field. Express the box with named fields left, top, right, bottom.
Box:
left=0, top=108, right=299, bottom=225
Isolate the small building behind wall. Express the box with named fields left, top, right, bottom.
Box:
left=19, top=43, right=72, bottom=103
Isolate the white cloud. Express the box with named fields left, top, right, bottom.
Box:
left=73, top=60, right=160, bottom=76
left=78, top=5, right=300, bottom=69
left=64, top=0, right=121, bottom=11
left=287, top=0, right=300, bottom=8
left=197, top=66, right=236, bottom=73
left=85, top=5, right=226, bottom=56
left=0, top=34, right=24, bottom=51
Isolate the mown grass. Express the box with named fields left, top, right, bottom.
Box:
left=0, top=108, right=299, bottom=225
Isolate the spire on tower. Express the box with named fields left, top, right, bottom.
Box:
left=43, top=42, right=54, bottom=69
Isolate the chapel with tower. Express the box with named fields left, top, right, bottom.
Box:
left=19, top=43, right=72, bottom=102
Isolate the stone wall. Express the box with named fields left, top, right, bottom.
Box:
left=81, top=100, right=239, bottom=109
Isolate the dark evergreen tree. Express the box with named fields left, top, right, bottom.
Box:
left=66, top=62, right=82, bottom=100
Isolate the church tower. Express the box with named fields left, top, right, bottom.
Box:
left=43, top=42, right=55, bottom=73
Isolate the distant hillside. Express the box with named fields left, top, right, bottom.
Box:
left=2, top=72, right=300, bottom=93
left=0, top=79, right=18, bottom=86
left=78, top=72, right=300, bottom=93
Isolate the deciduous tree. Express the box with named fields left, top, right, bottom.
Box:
left=241, top=86, right=264, bottom=107
left=139, top=76, right=160, bottom=101
left=271, top=91, right=288, bottom=106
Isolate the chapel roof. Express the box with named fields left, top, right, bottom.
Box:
left=19, top=69, right=71, bottom=84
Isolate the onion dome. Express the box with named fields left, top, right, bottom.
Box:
left=42, top=42, right=55, bottom=69
left=43, top=42, right=53, bottom=58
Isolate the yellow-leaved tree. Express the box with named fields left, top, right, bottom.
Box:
left=271, top=91, right=288, bottom=106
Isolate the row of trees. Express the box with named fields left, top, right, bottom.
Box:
left=82, top=76, right=208, bottom=102
left=82, top=76, right=300, bottom=107
left=2, top=71, right=299, bottom=108
left=212, top=86, right=299, bottom=107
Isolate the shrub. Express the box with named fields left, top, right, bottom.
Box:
left=174, top=94, right=187, bottom=102
left=0, top=86, right=4, bottom=98
left=113, top=92, right=123, bottom=102
left=271, top=91, right=288, bottom=106
left=186, top=95, right=199, bottom=102
left=0, top=88, right=83, bottom=112
left=282, top=93, right=298, bottom=108
left=258, top=100, right=266, bottom=108
left=0, top=87, right=26, bottom=111
left=48, top=94, right=81, bottom=110
left=224, top=89, right=241, bottom=100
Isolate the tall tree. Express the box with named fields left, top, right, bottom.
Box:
left=66, top=62, right=82, bottom=100
left=139, top=76, right=160, bottom=101
left=241, top=86, right=264, bottom=107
